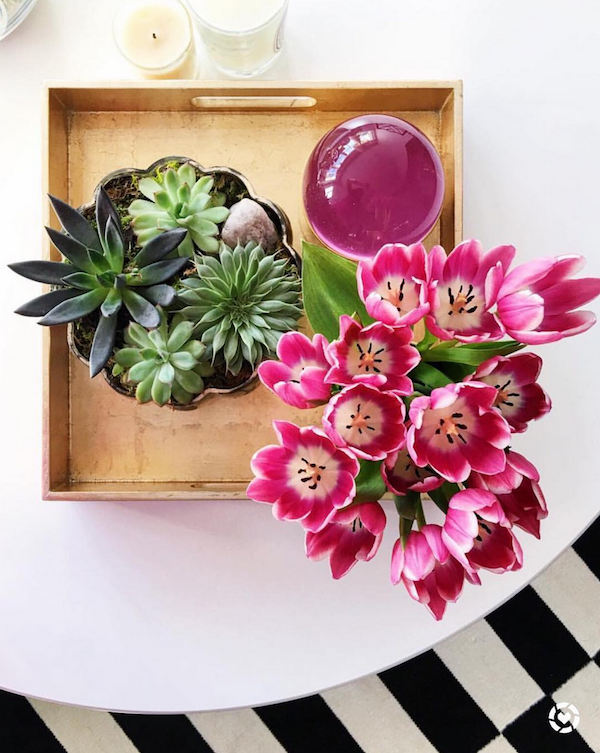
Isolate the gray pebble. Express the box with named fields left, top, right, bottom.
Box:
left=221, top=199, right=279, bottom=251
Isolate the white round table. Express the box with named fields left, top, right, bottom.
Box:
left=0, top=0, right=598, bottom=713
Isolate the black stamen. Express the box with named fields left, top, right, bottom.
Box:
left=456, top=423, right=468, bottom=430
left=309, top=482, right=317, bottom=490
left=387, top=281, right=392, bottom=290
left=448, top=287, right=455, bottom=304
left=452, top=412, right=463, bottom=418
left=466, top=306, right=478, bottom=313
left=480, top=523, right=492, bottom=535
left=457, top=433, right=467, bottom=443
left=301, top=476, right=312, bottom=483
left=435, top=428, right=441, bottom=435
left=502, top=401, right=514, bottom=407
left=374, top=348, right=385, bottom=355
left=446, top=434, right=454, bottom=444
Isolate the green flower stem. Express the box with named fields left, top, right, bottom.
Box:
left=399, top=515, right=414, bottom=546
left=394, top=490, right=420, bottom=520
left=427, top=487, right=449, bottom=514
left=428, top=482, right=461, bottom=514
left=415, top=498, right=426, bottom=529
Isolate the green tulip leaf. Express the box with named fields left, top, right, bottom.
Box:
left=301, top=241, right=371, bottom=341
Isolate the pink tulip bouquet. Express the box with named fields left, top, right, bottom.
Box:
left=247, top=239, right=600, bottom=620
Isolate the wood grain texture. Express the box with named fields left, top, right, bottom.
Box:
left=43, top=81, right=463, bottom=500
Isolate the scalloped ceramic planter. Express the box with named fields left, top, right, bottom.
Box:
left=67, top=155, right=300, bottom=409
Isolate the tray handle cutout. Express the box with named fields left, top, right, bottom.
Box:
left=190, top=95, right=318, bottom=109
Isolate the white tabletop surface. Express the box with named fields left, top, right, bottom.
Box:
left=0, top=0, right=599, bottom=714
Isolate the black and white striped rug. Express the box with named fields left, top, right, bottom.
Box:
left=1, top=518, right=598, bottom=753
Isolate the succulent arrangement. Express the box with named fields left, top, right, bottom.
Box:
left=129, top=162, right=230, bottom=257
left=113, top=312, right=214, bottom=407
left=9, top=157, right=301, bottom=407
left=10, top=187, right=188, bottom=376
left=178, top=242, right=302, bottom=375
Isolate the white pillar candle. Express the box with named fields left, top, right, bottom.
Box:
left=187, top=0, right=289, bottom=78
left=114, top=0, right=198, bottom=80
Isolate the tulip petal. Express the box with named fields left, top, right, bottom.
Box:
left=460, top=433, right=507, bottom=476
left=542, top=278, right=600, bottom=315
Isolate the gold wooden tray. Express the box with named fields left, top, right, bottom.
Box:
left=43, top=81, right=463, bottom=501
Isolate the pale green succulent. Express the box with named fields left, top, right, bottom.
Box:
left=178, top=243, right=302, bottom=376
left=129, top=163, right=230, bottom=257
left=113, top=310, right=214, bottom=406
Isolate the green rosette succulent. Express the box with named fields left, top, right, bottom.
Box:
left=178, top=243, right=302, bottom=376
left=113, top=311, right=214, bottom=407
left=9, top=188, right=189, bottom=377
left=129, top=162, right=230, bottom=257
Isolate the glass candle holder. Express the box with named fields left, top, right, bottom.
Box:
left=187, top=0, right=289, bottom=78
left=114, top=0, right=198, bottom=80
left=303, top=114, right=445, bottom=262
left=0, top=0, right=39, bottom=41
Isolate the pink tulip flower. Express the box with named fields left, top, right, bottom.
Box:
left=470, top=450, right=547, bottom=538
left=442, top=488, right=523, bottom=574
left=323, top=383, right=407, bottom=461
left=382, top=446, right=444, bottom=495
left=305, top=501, right=386, bottom=579
left=247, top=421, right=360, bottom=533
left=325, top=315, right=420, bottom=394
left=407, top=382, right=511, bottom=483
left=391, top=525, right=480, bottom=621
left=497, top=255, right=600, bottom=344
left=258, top=331, right=332, bottom=409
left=469, top=353, right=551, bottom=432
left=357, top=243, right=430, bottom=327
left=426, top=239, right=515, bottom=342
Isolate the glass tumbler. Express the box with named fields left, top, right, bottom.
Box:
left=187, top=0, right=289, bottom=78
